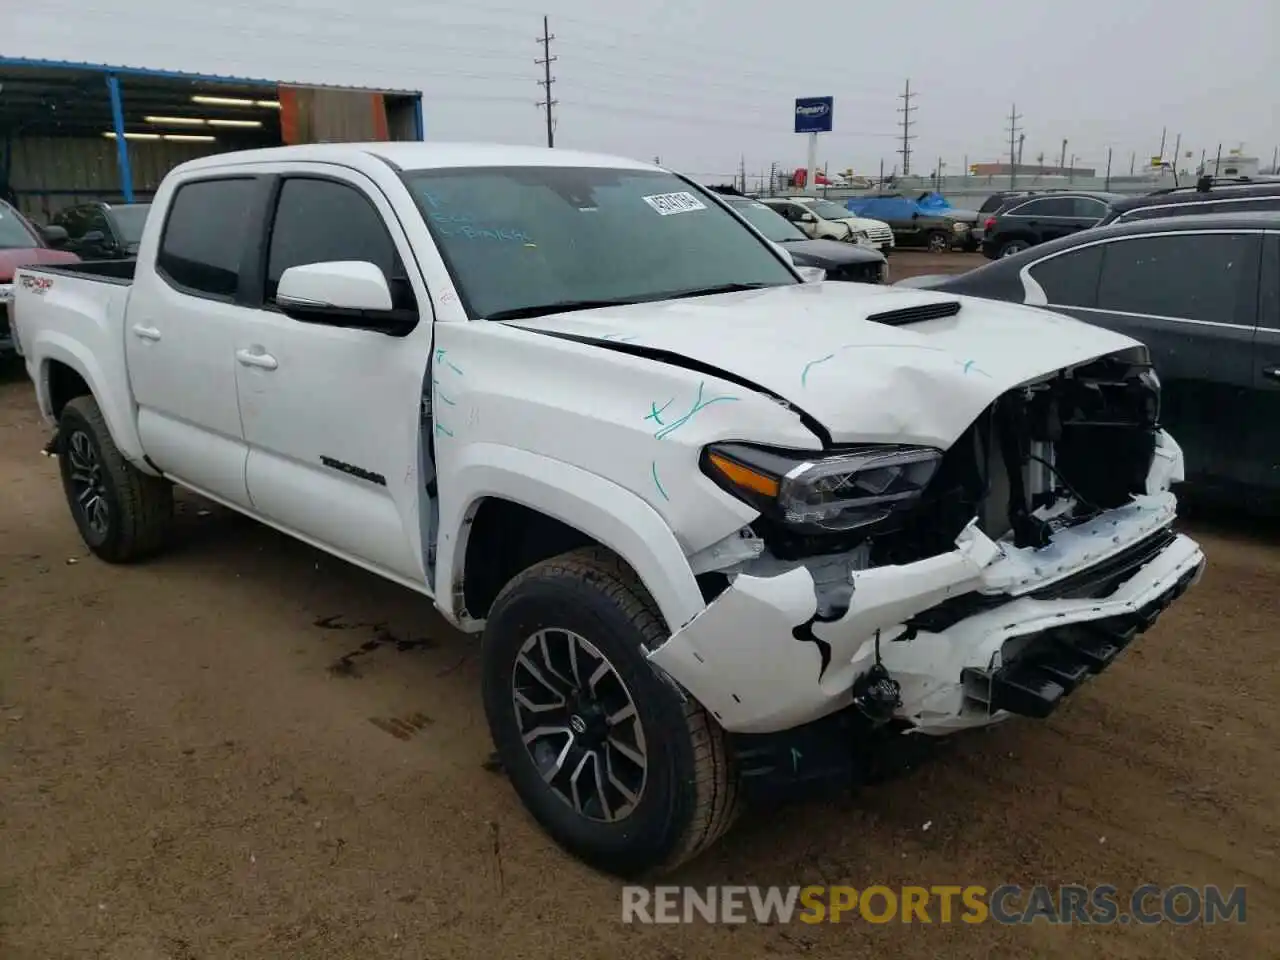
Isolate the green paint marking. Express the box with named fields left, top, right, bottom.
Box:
left=646, top=399, right=673, bottom=425
left=651, top=461, right=670, bottom=501
left=801, top=353, right=835, bottom=387
left=653, top=381, right=739, bottom=440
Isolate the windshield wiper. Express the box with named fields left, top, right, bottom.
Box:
left=485, top=297, right=653, bottom=322
left=657, top=281, right=782, bottom=299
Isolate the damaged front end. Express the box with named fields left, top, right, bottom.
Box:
left=648, top=345, right=1205, bottom=792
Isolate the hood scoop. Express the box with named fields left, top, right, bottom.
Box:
left=867, top=300, right=961, bottom=327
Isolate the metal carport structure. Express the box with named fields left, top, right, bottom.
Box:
left=0, top=57, right=424, bottom=219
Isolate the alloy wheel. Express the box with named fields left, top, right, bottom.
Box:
left=511, top=628, right=648, bottom=823
left=66, top=430, right=109, bottom=537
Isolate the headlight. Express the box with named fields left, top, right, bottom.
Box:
left=701, top=442, right=943, bottom=534
left=952, top=221, right=969, bottom=233
left=854, top=230, right=870, bottom=242
left=880, top=262, right=890, bottom=283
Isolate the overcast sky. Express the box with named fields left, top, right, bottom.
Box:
left=10, top=0, right=1279, bottom=178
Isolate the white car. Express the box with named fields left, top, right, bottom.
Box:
left=760, top=195, right=896, bottom=255
left=11, top=142, right=1202, bottom=879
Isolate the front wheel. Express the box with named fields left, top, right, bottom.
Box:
left=481, top=547, right=739, bottom=878
left=926, top=230, right=952, bottom=253
left=56, top=395, right=173, bottom=562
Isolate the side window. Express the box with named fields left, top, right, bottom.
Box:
left=1260, top=234, right=1279, bottom=330
left=1009, top=198, right=1071, bottom=217
left=84, top=208, right=111, bottom=238
left=1096, top=233, right=1260, bottom=325
left=1027, top=245, right=1104, bottom=307
left=54, top=207, right=87, bottom=238
left=265, top=177, right=415, bottom=310
left=1223, top=197, right=1280, bottom=213
left=157, top=178, right=257, bottom=299
left=1071, top=197, right=1108, bottom=220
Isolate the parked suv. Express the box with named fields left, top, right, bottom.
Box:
left=1096, top=179, right=1280, bottom=226
left=51, top=201, right=152, bottom=260
left=981, top=192, right=1121, bottom=258
left=758, top=196, right=895, bottom=255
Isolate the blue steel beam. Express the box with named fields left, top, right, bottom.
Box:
left=105, top=73, right=135, bottom=203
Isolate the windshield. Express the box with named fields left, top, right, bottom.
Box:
left=0, top=204, right=41, bottom=249
left=111, top=204, right=151, bottom=245
left=807, top=199, right=855, bottom=221
left=725, top=198, right=807, bottom=242
left=403, top=166, right=797, bottom=318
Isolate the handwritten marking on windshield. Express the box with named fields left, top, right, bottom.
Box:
left=650, top=381, right=740, bottom=440
left=651, top=461, right=670, bottom=501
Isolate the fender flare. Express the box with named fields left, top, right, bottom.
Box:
left=435, top=443, right=707, bottom=635
left=33, top=334, right=153, bottom=472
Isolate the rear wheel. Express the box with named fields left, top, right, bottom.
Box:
left=481, top=546, right=739, bottom=878
left=926, top=230, right=952, bottom=253
left=56, top=395, right=173, bottom=562
left=998, top=239, right=1030, bottom=258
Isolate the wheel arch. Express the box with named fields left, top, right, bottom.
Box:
left=35, top=336, right=154, bottom=474
left=436, top=444, right=707, bottom=636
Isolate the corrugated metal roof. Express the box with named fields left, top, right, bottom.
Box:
left=0, top=56, right=421, bottom=96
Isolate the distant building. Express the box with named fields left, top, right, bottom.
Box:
left=1199, top=154, right=1261, bottom=178
left=969, top=162, right=1098, bottom=179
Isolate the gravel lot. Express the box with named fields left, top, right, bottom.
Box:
left=2, top=250, right=1275, bottom=958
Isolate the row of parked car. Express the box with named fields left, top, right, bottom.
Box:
left=977, top=176, right=1280, bottom=259
left=899, top=176, right=1280, bottom=506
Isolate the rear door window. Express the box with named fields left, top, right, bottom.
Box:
left=1027, top=244, right=1104, bottom=307
left=157, top=178, right=258, bottom=299
left=1095, top=232, right=1260, bottom=325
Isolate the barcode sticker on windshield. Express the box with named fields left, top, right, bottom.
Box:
left=642, top=192, right=707, bottom=216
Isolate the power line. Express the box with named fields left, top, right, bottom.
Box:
left=897, top=79, right=916, bottom=176
left=1007, top=102, right=1023, bottom=188
left=535, top=14, right=557, bottom=148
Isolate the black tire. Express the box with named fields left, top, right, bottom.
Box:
left=57, top=394, right=173, bottom=563
left=998, top=239, right=1030, bottom=258
left=926, top=230, right=952, bottom=253
left=481, top=546, right=739, bottom=878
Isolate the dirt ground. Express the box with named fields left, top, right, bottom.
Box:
left=2, top=250, right=1276, bottom=959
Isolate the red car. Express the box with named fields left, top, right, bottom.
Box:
left=1, top=200, right=80, bottom=355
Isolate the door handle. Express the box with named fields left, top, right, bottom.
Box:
left=131, top=324, right=161, bottom=341
left=236, top=348, right=278, bottom=371
left=1263, top=367, right=1280, bottom=383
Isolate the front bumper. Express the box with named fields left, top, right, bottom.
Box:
left=649, top=434, right=1203, bottom=736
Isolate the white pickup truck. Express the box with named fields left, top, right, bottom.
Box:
left=10, top=142, right=1204, bottom=878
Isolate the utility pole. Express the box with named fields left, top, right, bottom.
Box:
left=1105, top=147, right=1113, bottom=191
left=1158, top=126, right=1167, bottom=164
left=1129, top=151, right=1135, bottom=175
left=1172, top=132, right=1182, bottom=175
left=1271, top=145, right=1278, bottom=174
left=1006, top=102, right=1022, bottom=188
left=1017, top=133, right=1025, bottom=168
left=1059, top=138, right=1068, bottom=171
left=535, top=15, right=557, bottom=148
left=896, top=79, right=917, bottom=176
left=739, top=155, right=747, bottom=192
left=1213, top=143, right=1222, bottom=176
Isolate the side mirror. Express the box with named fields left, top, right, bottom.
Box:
left=796, top=265, right=826, bottom=283
left=798, top=211, right=817, bottom=223
left=40, top=224, right=69, bottom=247
left=80, top=230, right=107, bottom=245
left=276, top=260, right=411, bottom=331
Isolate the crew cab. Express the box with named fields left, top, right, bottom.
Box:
left=10, top=143, right=1204, bottom=879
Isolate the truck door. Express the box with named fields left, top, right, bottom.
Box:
left=233, top=168, right=434, bottom=589
left=124, top=175, right=260, bottom=508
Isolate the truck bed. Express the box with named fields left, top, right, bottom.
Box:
left=24, top=258, right=136, bottom=285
